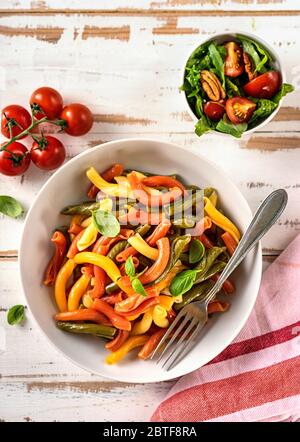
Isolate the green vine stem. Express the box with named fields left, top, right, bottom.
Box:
left=1, top=115, right=66, bottom=151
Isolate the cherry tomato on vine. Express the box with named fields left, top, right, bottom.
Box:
left=30, top=87, right=63, bottom=120
left=0, top=141, right=30, bottom=176
left=243, top=71, right=282, bottom=99
left=1, top=105, right=31, bottom=139
left=30, top=136, right=66, bottom=171
left=226, top=97, right=256, bottom=124
left=60, top=103, right=93, bottom=136
left=203, top=101, right=226, bottom=122
left=224, top=42, right=244, bottom=77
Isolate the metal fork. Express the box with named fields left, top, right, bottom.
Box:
left=151, top=189, right=288, bottom=371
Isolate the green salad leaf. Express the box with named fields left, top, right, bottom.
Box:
left=7, top=305, right=25, bottom=325
left=194, top=95, right=203, bottom=118
left=208, top=43, right=225, bottom=88
left=216, top=116, right=248, bottom=138
left=273, top=83, right=294, bottom=104
left=217, top=44, right=227, bottom=59
left=195, top=115, right=213, bottom=136
left=185, top=41, right=211, bottom=69
left=185, top=65, right=200, bottom=93
left=92, top=209, right=120, bottom=237
left=238, top=35, right=272, bottom=73
left=249, top=99, right=278, bottom=125
left=0, top=196, right=23, bottom=218
left=225, top=77, right=244, bottom=98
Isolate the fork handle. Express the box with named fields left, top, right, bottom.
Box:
left=204, top=189, right=288, bottom=305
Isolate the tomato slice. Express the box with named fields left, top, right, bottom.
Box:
left=203, top=101, right=225, bottom=122
left=243, top=71, right=282, bottom=99
left=226, top=97, right=256, bottom=124
left=224, top=42, right=244, bottom=77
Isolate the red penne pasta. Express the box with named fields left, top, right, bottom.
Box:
left=44, top=231, right=67, bottom=286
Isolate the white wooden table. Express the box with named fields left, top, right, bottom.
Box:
left=0, top=1, right=300, bottom=422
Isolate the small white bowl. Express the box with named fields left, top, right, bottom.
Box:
left=19, top=139, right=262, bottom=383
left=182, top=31, right=286, bottom=137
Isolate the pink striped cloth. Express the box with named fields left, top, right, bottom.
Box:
left=151, top=234, right=300, bottom=422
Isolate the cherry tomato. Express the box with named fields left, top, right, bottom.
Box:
left=1, top=105, right=31, bottom=139
left=60, top=103, right=93, bottom=136
left=31, top=135, right=66, bottom=170
left=0, top=141, right=30, bottom=176
left=226, top=97, right=256, bottom=124
left=30, top=87, right=63, bottom=120
left=203, top=101, right=226, bottom=122
left=224, top=42, right=244, bottom=77
left=243, top=71, right=282, bottom=99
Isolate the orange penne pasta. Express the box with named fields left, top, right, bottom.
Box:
left=139, top=238, right=170, bottom=285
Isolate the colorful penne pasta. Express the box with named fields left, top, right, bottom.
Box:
left=44, top=163, right=240, bottom=365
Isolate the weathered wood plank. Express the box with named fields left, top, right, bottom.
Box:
left=0, top=380, right=172, bottom=422
left=2, top=0, right=300, bottom=13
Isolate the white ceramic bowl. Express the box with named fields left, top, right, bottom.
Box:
left=19, top=139, right=262, bottom=383
left=182, top=31, right=286, bottom=136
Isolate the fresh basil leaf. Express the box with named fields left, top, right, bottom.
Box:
left=7, top=304, right=25, bottom=325
left=208, top=43, right=225, bottom=88
left=125, top=256, right=135, bottom=278
left=0, top=196, right=23, bottom=218
left=189, top=239, right=205, bottom=264
left=131, top=278, right=147, bottom=296
left=170, top=269, right=198, bottom=296
left=92, top=209, right=120, bottom=237
left=273, top=83, right=294, bottom=104
left=195, top=115, right=212, bottom=137
left=216, top=116, right=247, bottom=138
left=225, top=77, right=244, bottom=98
left=249, top=98, right=278, bottom=124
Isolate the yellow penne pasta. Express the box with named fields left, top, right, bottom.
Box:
left=73, top=252, right=121, bottom=282
left=158, top=295, right=174, bottom=311
left=209, top=190, right=218, bottom=207
left=131, top=309, right=153, bottom=336
left=128, top=234, right=159, bottom=260
left=82, top=293, right=94, bottom=309
left=152, top=305, right=169, bottom=328
left=172, top=294, right=183, bottom=304
left=77, top=222, right=98, bottom=251
left=54, top=259, right=76, bottom=312
left=204, top=197, right=241, bottom=243
left=68, top=273, right=91, bottom=311
left=126, top=314, right=140, bottom=321
left=81, top=216, right=92, bottom=228
left=131, top=171, right=161, bottom=195
left=86, top=167, right=133, bottom=198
